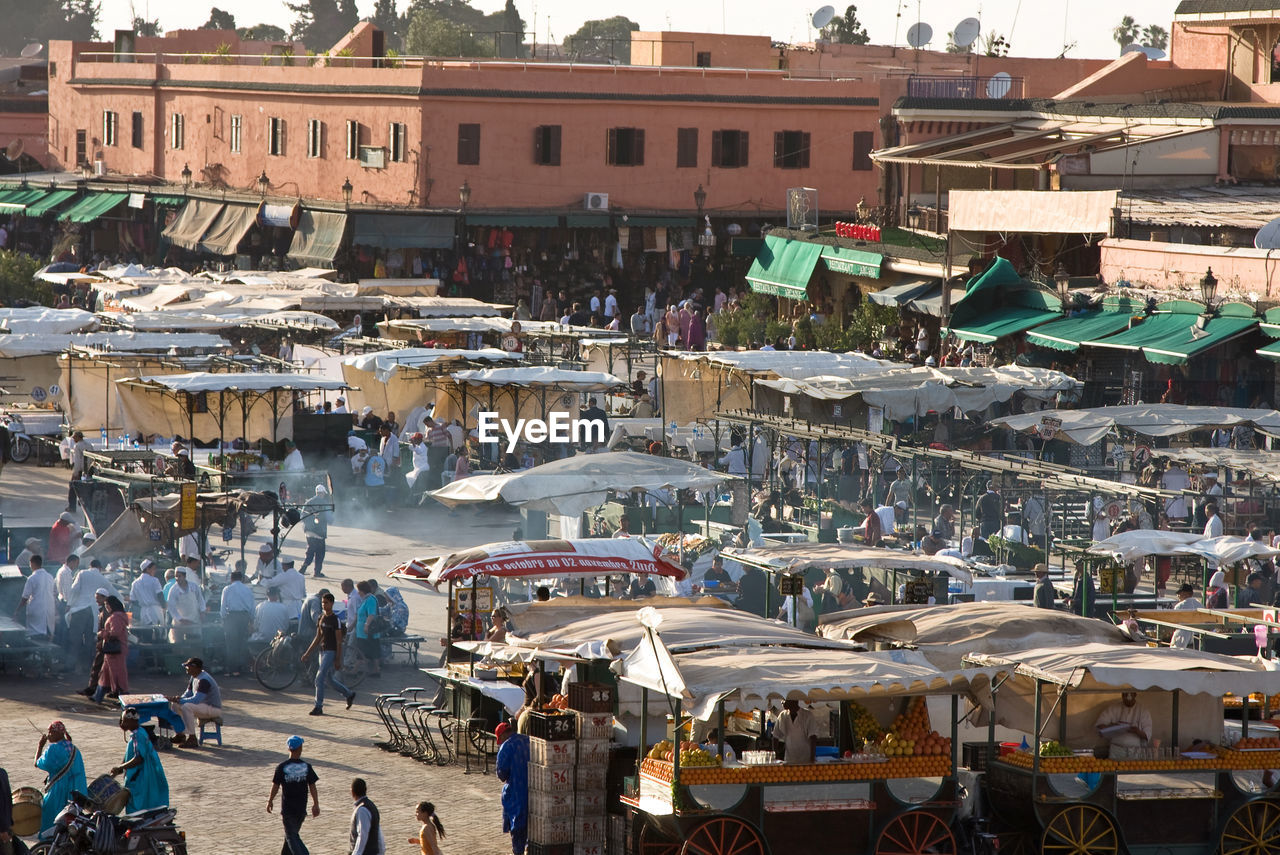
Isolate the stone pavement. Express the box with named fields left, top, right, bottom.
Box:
left=1, top=464, right=526, bottom=854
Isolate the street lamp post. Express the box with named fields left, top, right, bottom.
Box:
left=1200, top=267, right=1218, bottom=313
left=181, top=163, right=192, bottom=190
left=907, top=204, right=921, bottom=231
left=458, top=180, right=471, bottom=211
left=1054, top=264, right=1071, bottom=312
left=257, top=170, right=270, bottom=197
left=693, top=183, right=706, bottom=216
left=341, top=177, right=353, bottom=206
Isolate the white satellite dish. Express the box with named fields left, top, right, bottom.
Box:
left=1254, top=217, right=1280, bottom=249
left=1121, top=43, right=1144, bottom=55
left=1141, top=46, right=1166, bottom=60
left=986, top=71, right=1013, bottom=98
left=20, top=43, right=42, bottom=59
left=953, top=17, right=980, bottom=49
left=812, top=5, right=836, bottom=29
left=4, top=138, right=23, bottom=161
left=906, top=22, right=934, bottom=48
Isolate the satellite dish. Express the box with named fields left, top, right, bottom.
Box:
left=812, top=5, right=836, bottom=29
left=20, top=43, right=42, bottom=59
left=953, top=17, right=981, bottom=49
left=1254, top=217, right=1280, bottom=249
left=986, top=71, right=1013, bottom=98
left=1141, top=46, right=1166, bottom=60
left=4, top=138, right=22, bottom=161
left=1121, top=43, right=1144, bottom=55
left=906, top=22, right=934, bottom=48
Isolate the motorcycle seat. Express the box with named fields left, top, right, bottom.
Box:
left=120, top=806, right=173, bottom=823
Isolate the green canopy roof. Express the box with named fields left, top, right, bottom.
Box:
left=947, top=305, right=1060, bottom=344
left=59, top=192, right=129, bottom=224
left=820, top=245, right=882, bottom=278
left=746, top=234, right=823, bottom=299
left=150, top=195, right=188, bottom=207
left=1026, top=309, right=1141, bottom=352
left=1259, top=340, right=1280, bottom=361
left=1085, top=311, right=1258, bottom=365
left=0, top=186, right=46, bottom=209
left=23, top=189, right=79, bottom=217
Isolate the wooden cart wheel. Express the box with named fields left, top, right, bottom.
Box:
left=681, top=816, right=767, bottom=855
left=637, top=818, right=682, bottom=855
left=874, top=810, right=956, bottom=855
left=1042, top=804, right=1120, bottom=855
left=1218, top=799, right=1280, bottom=855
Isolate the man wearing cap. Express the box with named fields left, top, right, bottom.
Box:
left=66, top=554, right=112, bottom=660
left=110, top=707, right=169, bottom=810
left=130, top=559, right=165, bottom=627
left=16, top=554, right=56, bottom=639
left=48, top=511, right=79, bottom=565
left=170, top=444, right=196, bottom=480
left=406, top=433, right=431, bottom=499
left=269, top=735, right=320, bottom=855
left=495, top=720, right=530, bottom=855
left=282, top=439, right=305, bottom=472
left=167, top=657, right=222, bottom=748
left=66, top=430, right=91, bottom=511
left=333, top=396, right=348, bottom=415
left=14, top=536, right=41, bottom=572
left=166, top=566, right=206, bottom=646
left=1171, top=583, right=1202, bottom=649
left=359, top=407, right=382, bottom=432
left=301, top=486, right=333, bottom=578
left=254, top=543, right=283, bottom=584
left=220, top=569, right=256, bottom=676
left=1033, top=564, right=1057, bottom=610
left=267, top=559, right=308, bottom=619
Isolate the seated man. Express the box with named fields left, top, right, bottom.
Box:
left=167, top=657, right=222, bottom=748
left=1095, top=690, right=1152, bottom=759
left=251, top=588, right=292, bottom=645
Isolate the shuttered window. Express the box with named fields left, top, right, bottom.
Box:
left=606, top=127, right=644, bottom=166
left=458, top=123, right=481, bottom=165
left=533, top=124, right=561, bottom=165
left=711, top=130, right=748, bottom=168
left=773, top=130, right=811, bottom=169
left=853, top=131, right=874, bottom=171
left=676, top=128, right=698, bottom=168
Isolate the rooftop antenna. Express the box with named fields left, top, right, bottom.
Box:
left=19, top=44, right=42, bottom=59
left=952, top=17, right=980, bottom=50
left=906, top=21, right=933, bottom=49
left=812, top=5, right=836, bottom=31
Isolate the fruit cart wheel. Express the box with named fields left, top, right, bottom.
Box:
left=636, top=818, right=681, bottom=855
left=1218, top=799, right=1280, bottom=855
left=681, top=816, right=767, bottom=855
left=874, top=810, right=956, bottom=855
left=1042, top=804, right=1119, bottom=855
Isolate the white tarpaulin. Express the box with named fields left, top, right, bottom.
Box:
left=114, top=309, right=340, bottom=332
left=1173, top=535, right=1280, bottom=566
left=120, top=284, right=197, bottom=312
left=430, top=451, right=738, bottom=517
left=722, top=543, right=973, bottom=583
left=0, top=307, right=99, bottom=335
left=1154, top=447, right=1280, bottom=480
left=0, top=332, right=226, bottom=358
left=390, top=537, right=688, bottom=586
left=122, top=372, right=348, bottom=394
left=990, top=405, right=1280, bottom=445
left=342, top=348, right=517, bottom=382
left=1087, top=530, right=1205, bottom=561
left=380, top=317, right=512, bottom=337
left=679, top=350, right=897, bottom=379
left=386, top=296, right=507, bottom=317
left=450, top=366, right=626, bottom=391
left=949, top=189, right=1118, bottom=234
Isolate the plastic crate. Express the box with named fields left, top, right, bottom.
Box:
left=577, top=738, right=611, bottom=767
left=576, top=765, right=606, bottom=790
left=962, top=741, right=994, bottom=772
left=530, top=791, right=574, bottom=820
left=530, top=737, right=577, bottom=767
left=529, top=815, right=573, bottom=844
left=576, top=712, right=614, bottom=741
left=568, top=682, right=614, bottom=713
left=575, top=816, right=607, bottom=844
left=576, top=844, right=605, bottom=855
left=575, top=792, right=607, bottom=816
left=528, top=762, right=575, bottom=792
left=528, top=711, right=577, bottom=742
left=528, top=844, right=573, bottom=855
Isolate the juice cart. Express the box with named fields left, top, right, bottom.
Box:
left=966, top=642, right=1280, bottom=855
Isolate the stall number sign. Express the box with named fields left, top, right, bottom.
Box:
left=453, top=586, right=494, bottom=613
left=1036, top=416, right=1062, bottom=440
left=179, top=483, right=198, bottom=531
left=778, top=576, right=805, bottom=596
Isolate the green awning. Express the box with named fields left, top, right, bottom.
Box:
left=467, top=214, right=561, bottom=227
left=867, top=278, right=936, bottom=307
left=287, top=210, right=347, bottom=266
left=0, top=187, right=49, bottom=209
left=150, top=195, right=188, bottom=207
left=1026, top=309, right=1141, bottom=352
left=947, top=305, right=1060, bottom=344
left=624, top=216, right=697, bottom=228
left=821, top=245, right=883, bottom=278
left=23, top=189, right=79, bottom=217
left=564, top=214, right=611, bottom=228
left=1259, top=340, right=1280, bottom=361
left=59, top=192, right=129, bottom=224
left=730, top=237, right=764, bottom=257
left=353, top=213, right=454, bottom=249
left=1085, top=311, right=1258, bottom=364
left=746, top=234, right=823, bottom=299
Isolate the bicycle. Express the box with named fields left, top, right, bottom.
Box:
left=253, top=630, right=368, bottom=691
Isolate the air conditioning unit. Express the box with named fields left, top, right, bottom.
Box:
left=584, top=192, right=609, bottom=211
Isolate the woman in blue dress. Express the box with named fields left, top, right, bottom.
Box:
left=109, top=708, right=169, bottom=812
left=35, top=720, right=86, bottom=832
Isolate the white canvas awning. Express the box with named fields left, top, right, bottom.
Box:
left=677, top=350, right=897, bottom=379
left=342, top=348, right=517, bottom=382
left=450, top=366, right=625, bottom=391
left=120, top=372, right=348, bottom=394
left=722, top=543, right=972, bottom=583
left=990, top=405, right=1280, bottom=445
left=1090, top=532, right=1280, bottom=564
left=0, top=307, right=99, bottom=335
left=949, top=190, right=1118, bottom=234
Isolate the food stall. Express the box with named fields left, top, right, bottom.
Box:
left=965, top=643, right=1280, bottom=855
left=619, top=607, right=996, bottom=855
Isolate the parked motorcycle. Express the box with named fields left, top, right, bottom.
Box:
left=2, top=412, right=33, bottom=462
left=30, top=789, right=186, bottom=855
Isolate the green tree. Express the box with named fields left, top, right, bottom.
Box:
left=1142, top=24, right=1168, bottom=51
left=824, top=5, right=870, bottom=45
left=982, top=31, right=1010, bottom=57
left=0, top=0, right=99, bottom=54
left=370, top=0, right=400, bottom=48
left=131, top=16, right=162, bottom=36
left=204, top=7, right=236, bottom=29
left=405, top=6, right=493, bottom=56
left=238, top=23, right=288, bottom=40
left=562, top=15, right=639, bottom=64
left=287, top=0, right=358, bottom=50
left=0, top=250, right=51, bottom=307
left=1112, top=15, right=1139, bottom=51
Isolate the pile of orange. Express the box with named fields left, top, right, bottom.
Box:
left=1215, top=746, right=1280, bottom=768
left=1231, top=736, right=1280, bottom=750
left=879, top=697, right=952, bottom=758
left=644, top=755, right=950, bottom=785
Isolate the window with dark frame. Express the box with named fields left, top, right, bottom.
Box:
left=534, top=124, right=561, bottom=166
left=229, top=114, right=241, bottom=154
left=606, top=127, right=644, bottom=166
left=307, top=119, right=323, bottom=158
left=102, top=111, right=116, bottom=147
left=711, top=129, right=748, bottom=168
left=170, top=114, right=183, bottom=150
left=345, top=119, right=359, bottom=159
left=131, top=111, right=143, bottom=149
left=676, top=128, right=698, bottom=168
left=773, top=130, right=811, bottom=169
left=389, top=122, right=407, bottom=162
left=458, top=123, right=481, bottom=165
left=695, top=51, right=712, bottom=67
left=268, top=117, right=285, bottom=156
left=852, top=131, right=874, bottom=171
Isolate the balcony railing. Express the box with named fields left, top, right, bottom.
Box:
left=906, top=74, right=1025, bottom=100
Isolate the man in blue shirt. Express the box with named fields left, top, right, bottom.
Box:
left=220, top=567, right=255, bottom=676
left=268, top=735, right=319, bottom=855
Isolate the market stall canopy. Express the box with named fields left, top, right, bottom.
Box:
left=946, top=257, right=1062, bottom=343
left=676, top=350, right=897, bottom=379
left=623, top=633, right=993, bottom=720
left=1025, top=298, right=1146, bottom=352
left=352, top=213, right=454, bottom=249
left=0, top=307, right=99, bottom=335
left=162, top=199, right=225, bottom=252
left=390, top=537, right=688, bottom=587
left=1083, top=304, right=1258, bottom=365
left=119, top=284, right=197, bottom=312
left=948, top=306, right=1060, bottom=344
left=1154, top=447, right=1280, bottom=482
left=949, top=189, right=1118, bottom=234
left=428, top=451, right=738, bottom=516
left=745, top=234, right=823, bottom=299
left=0, top=331, right=227, bottom=358
left=58, top=191, right=128, bottom=224
left=198, top=203, right=262, bottom=256
left=450, top=366, right=625, bottom=391
left=866, top=277, right=937, bottom=308
left=380, top=317, right=512, bottom=336
left=989, top=405, right=1280, bottom=445
left=1086, top=530, right=1205, bottom=562
left=722, top=543, right=972, bottom=583
left=342, top=347, right=517, bottom=382
left=286, top=210, right=347, bottom=267
left=112, top=309, right=340, bottom=332
left=119, top=372, right=348, bottom=394
left=397, top=297, right=510, bottom=318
